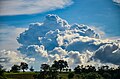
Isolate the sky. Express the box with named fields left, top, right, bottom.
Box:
left=0, top=0, right=120, bottom=70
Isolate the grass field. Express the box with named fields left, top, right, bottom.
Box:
left=5, top=72, right=70, bottom=79
left=4, top=72, right=96, bottom=79
left=5, top=71, right=118, bottom=79
left=5, top=72, right=38, bottom=79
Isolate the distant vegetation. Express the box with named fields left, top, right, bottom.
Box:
left=10, top=62, right=28, bottom=72
left=0, top=65, right=7, bottom=79
left=0, top=60, right=120, bottom=79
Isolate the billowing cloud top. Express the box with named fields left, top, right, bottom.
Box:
left=16, top=14, right=120, bottom=68
left=17, top=14, right=100, bottom=51
left=0, top=0, right=73, bottom=16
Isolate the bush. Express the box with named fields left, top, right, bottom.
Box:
left=0, top=68, right=7, bottom=79
left=84, top=72, right=103, bottom=79
left=68, top=72, right=74, bottom=79
left=102, top=72, right=111, bottom=79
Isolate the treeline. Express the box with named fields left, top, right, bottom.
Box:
left=73, top=65, right=120, bottom=79
left=35, top=60, right=120, bottom=79
left=0, top=60, right=120, bottom=79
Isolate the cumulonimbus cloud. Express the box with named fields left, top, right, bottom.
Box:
left=0, top=0, right=73, bottom=16
left=16, top=14, right=120, bottom=69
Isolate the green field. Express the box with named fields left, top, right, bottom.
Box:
left=5, top=72, right=38, bottom=79
left=5, top=72, right=74, bottom=79
left=4, top=72, right=103, bottom=79
left=3, top=68, right=120, bottom=79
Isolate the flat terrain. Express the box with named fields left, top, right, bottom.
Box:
left=5, top=72, right=70, bottom=79
left=5, top=72, right=38, bottom=79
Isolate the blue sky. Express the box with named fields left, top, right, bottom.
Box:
left=0, top=0, right=120, bottom=70
left=0, top=0, right=120, bottom=36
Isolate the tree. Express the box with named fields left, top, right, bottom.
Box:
left=86, top=65, right=96, bottom=73
left=41, top=64, right=50, bottom=71
left=30, top=66, right=34, bottom=72
left=10, top=65, right=20, bottom=72
left=0, top=66, right=4, bottom=76
left=0, top=64, right=3, bottom=69
left=0, top=66, right=7, bottom=79
left=65, top=68, right=68, bottom=72
left=20, top=62, right=28, bottom=72
left=52, top=60, right=68, bottom=72
left=74, top=65, right=81, bottom=74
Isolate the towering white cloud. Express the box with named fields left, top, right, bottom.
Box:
left=0, top=0, right=73, bottom=16
left=15, top=14, right=120, bottom=68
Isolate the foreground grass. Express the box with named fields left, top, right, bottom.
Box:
left=4, top=72, right=105, bottom=79
left=5, top=72, right=38, bottom=75
left=5, top=72, right=70, bottom=79
left=59, top=72, right=68, bottom=79
left=5, top=72, right=38, bottom=79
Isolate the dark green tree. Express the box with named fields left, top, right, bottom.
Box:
left=41, top=64, right=50, bottom=71
left=0, top=65, right=9, bottom=79
left=30, top=66, right=34, bottom=72
left=10, top=64, right=20, bottom=72
left=85, top=65, right=96, bottom=73
left=0, top=67, right=7, bottom=79
left=52, top=60, right=68, bottom=72
left=0, top=65, right=4, bottom=76
left=0, top=64, right=3, bottom=69
left=74, top=65, right=81, bottom=74
left=20, top=62, right=28, bottom=72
